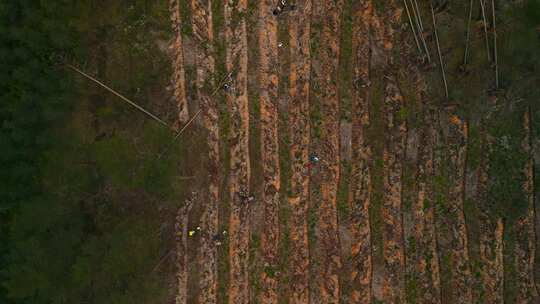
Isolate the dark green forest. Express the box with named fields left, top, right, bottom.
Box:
left=0, top=1, right=192, bottom=303
left=0, top=0, right=539, bottom=303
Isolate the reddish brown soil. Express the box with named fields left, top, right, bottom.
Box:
left=309, top=0, right=345, bottom=302
left=349, top=1, right=373, bottom=302
left=175, top=194, right=195, bottom=304
left=413, top=75, right=442, bottom=303
left=476, top=129, right=504, bottom=304
left=379, top=2, right=407, bottom=302
left=190, top=0, right=220, bottom=303
left=287, top=0, right=312, bottom=303
left=257, top=0, right=280, bottom=303
left=169, top=0, right=189, bottom=126
left=446, top=110, right=472, bottom=304
left=515, top=109, right=539, bottom=303
left=224, top=0, right=251, bottom=303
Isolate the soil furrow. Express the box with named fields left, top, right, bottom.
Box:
left=349, top=1, right=373, bottom=302
left=287, top=0, right=312, bottom=302
left=476, top=131, right=504, bottom=304
left=191, top=0, right=220, bottom=303
left=310, top=0, right=344, bottom=302
left=175, top=194, right=195, bottom=304
left=379, top=2, right=406, bottom=303
left=170, top=0, right=189, bottom=125
left=414, top=86, right=442, bottom=303
left=515, top=108, right=539, bottom=303
left=224, top=0, right=251, bottom=302
left=446, top=110, right=472, bottom=304
left=258, top=0, right=280, bottom=303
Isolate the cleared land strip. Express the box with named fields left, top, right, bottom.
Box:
left=349, top=0, right=373, bottom=302
left=446, top=110, right=472, bottom=304
left=515, top=109, right=539, bottom=303
left=476, top=129, right=503, bottom=304
left=257, top=0, right=280, bottom=303
left=224, top=0, right=251, bottom=302
left=175, top=194, right=195, bottom=304
left=169, top=0, right=189, bottom=125
left=191, top=0, right=220, bottom=303
left=380, top=2, right=406, bottom=302
left=311, top=0, right=344, bottom=302
left=413, top=73, right=441, bottom=304
left=287, top=0, right=312, bottom=302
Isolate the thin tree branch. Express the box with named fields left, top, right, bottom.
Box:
left=403, top=0, right=423, bottom=54
left=430, top=0, right=449, bottom=98
left=463, top=0, right=474, bottom=66
left=412, top=0, right=432, bottom=62
left=412, top=0, right=424, bottom=32
left=173, top=109, right=203, bottom=141
left=480, top=0, right=491, bottom=61
left=491, top=0, right=499, bottom=88
left=66, top=64, right=170, bottom=128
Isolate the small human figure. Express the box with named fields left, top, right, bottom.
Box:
left=213, top=233, right=223, bottom=246
left=238, top=189, right=255, bottom=204
left=310, top=153, right=320, bottom=164
left=273, top=0, right=296, bottom=16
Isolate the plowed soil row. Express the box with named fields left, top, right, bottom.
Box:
left=413, top=77, right=441, bottom=303
left=349, top=1, right=373, bottom=302
left=446, top=111, right=472, bottom=304
left=476, top=132, right=504, bottom=304
left=224, top=0, right=251, bottom=302
left=170, top=0, right=189, bottom=125
left=175, top=193, right=195, bottom=304
left=379, top=2, right=407, bottom=303
left=287, top=0, right=312, bottom=302
left=515, top=109, right=539, bottom=303
left=311, top=0, right=344, bottom=302
left=191, top=0, right=220, bottom=303
left=257, top=0, right=280, bottom=302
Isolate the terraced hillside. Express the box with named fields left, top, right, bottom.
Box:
left=169, top=1, right=540, bottom=303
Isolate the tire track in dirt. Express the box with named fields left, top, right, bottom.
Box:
left=349, top=1, right=373, bottom=302
left=170, top=0, right=189, bottom=125
left=224, top=0, right=250, bottom=302
left=257, top=0, right=280, bottom=303
left=175, top=193, right=195, bottom=304
left=413, top=80, right=442, bottom=303
left=445, top=110, right=472, bottom=304
left=310, top=0, right=344, bottom=302
left=379, top=2, right=406, bottom=302
left=191, top=0, right=220, bottom=303
left=288, top=0, right=312, bottom=302
left=476, top=129, right=504, bottom=304
left=515, top=108, right=539, bottom=303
